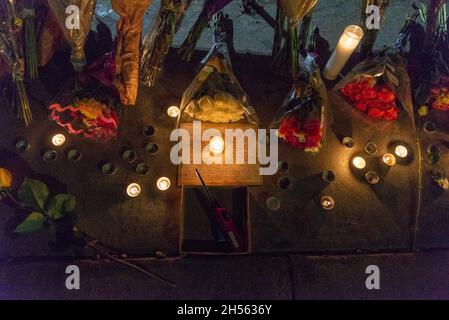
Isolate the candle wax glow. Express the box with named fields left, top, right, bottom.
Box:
left=157, top=177, right=171, bottom=191
left=352, top=156, right=367, bottom=170
left=321, top=196, right=335, bottom=210
left=167, top=106, right=180, bottom=118
left=395, top=145, right=408, bottom=158
left=383, top=153, right=397, bottom=166
left=126, top=183, right=141, bottom=197
left=209, top=136, right=224, bottom=155
left=52, top=134, right=66, bottom=147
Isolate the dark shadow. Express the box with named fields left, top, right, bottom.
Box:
left=369, top=179, right=402, bottom=216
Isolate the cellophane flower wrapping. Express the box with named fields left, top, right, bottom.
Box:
left=37, top=4, right=64, bottom=67
left=272, top=55, right=328, bottom=152
left=49, top=97, right=119, bottom=143
left=47, top=0, right=96, bottom=72
left=178, top=31, right=258, bottom=125
left=274, top=0, right=318, bottom=79
left=140, top=0, right=191, bottom=87
left=334, top=54, right=415, bottom=129
left=0, top=0, right=32, bottom=126
left=111, top=0, right=154, bottom=106
left=178, top=0, right=232, bottom=61
left=414, top=2, right=449, bottom=112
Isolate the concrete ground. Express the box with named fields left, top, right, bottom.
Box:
left=2, top=251, right=449, bottom=300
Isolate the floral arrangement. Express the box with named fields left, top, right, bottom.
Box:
left=0, top=0, right=32, bottom=126
left=140, top=0, right=191, bottom=87
left=340, top=76, right=400, bottom=121
left=49, top=98, right=119, bottom=142
left=179, top=16, right=258, bottom=125
left=111, top=0, right=154, bottom=105
left=273, top=55, right=328, bottom=153
left=279, top=113, right=322, bottom=152
left=0, top=167, right=77, bottom=248
left=47, top=0, right=96, bottom=72
left=273, top=0, right=318, bottom=79
left=428, top=77, right=449, bottom=111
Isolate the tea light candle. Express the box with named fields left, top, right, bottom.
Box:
left=209, top=136, right=224, bottom=155
left=321, top=196, right=335, bottom=210
left=395, top=145, right=408, bottom=158
left=51, top=134, right=66, bottom=147
left=323, top=25, right=364, bottom=80
left=167, top=106, right=180, bottom=118
left=383, top=153, right=397, bottom=166
left=352, top=156, right=367, bottom=170
left=157, top=177, right=171, bottom=191
left=126, top=183, right=141, bottom=197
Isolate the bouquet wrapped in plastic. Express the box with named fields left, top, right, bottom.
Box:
left=178, top=0, right=233, bottom=61
left=0, top=0, right=32, bottom=126
left=111, top=0, right=154, bottom=105
left=49, top=98, right=119, bottom=142
left=47, top=0, right=96, bottom=72
left=178, top=17, right=258, bottom=125
left=271, top=55, right=328, bottom=152
left=140, top=0, right=191, bottom=87
left=37, top=2, right=64, bottom=67
left=272, top=0, right=318, bottom=79
left=414, top=1, right=449, bottom=113
left=334, top=53, right=415, bottom=128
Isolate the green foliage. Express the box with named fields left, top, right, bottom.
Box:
left=14, top=212, right=46, bottom=234
left=13, top=179, right=77, bottom=238
left=18, top=178, right=49, bottom=211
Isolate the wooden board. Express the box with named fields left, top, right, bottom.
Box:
left=178, top=123, right=263, bottom=186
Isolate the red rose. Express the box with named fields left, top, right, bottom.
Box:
left=377, top=91, right=396, bottom=104
left=367, top=108, right=384, bottom=119
left=362, top=88, right=377, bottom=100
left=355, top=102, right=367, bottom=111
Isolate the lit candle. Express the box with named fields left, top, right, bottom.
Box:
left=352, top=156, right=366, bottom=170
left=167, top=106, right=180, bottom=118
left=383, top=153, right=396, bottom=166
left=51, top=134, right=66, bottom=147
left=321, top=196, right=335, bottom=210
left=157, top=177, right=171, bottom=191
left=395, top=145, right=408, bottom=158
left=323, top=25, right=364, bottom=80
left=126, top=183, right=141, bottom=197
left=209, top=136, right=224, bottom=155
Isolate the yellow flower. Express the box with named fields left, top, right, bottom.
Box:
left=418, top=106, right=429, bottom=117
left=0, top=168, right=13, bottom=189
left=78, top=99, right=103, bottom=120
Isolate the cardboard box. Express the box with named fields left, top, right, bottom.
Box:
left=179, top=186, right=251, bottom=255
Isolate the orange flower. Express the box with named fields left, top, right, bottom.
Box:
left=0, top=168, right=13, bottom=189
left=78, top=98, right=103, bottom=119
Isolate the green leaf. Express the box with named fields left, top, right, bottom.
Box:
left=14, top=212, right=46, bottom=234
left=18, top=178, right=49, bottom=211
left=46, top=194, right=76, bottom=220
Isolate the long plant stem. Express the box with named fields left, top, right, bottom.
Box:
left=86, top=241, right=176, bottom=288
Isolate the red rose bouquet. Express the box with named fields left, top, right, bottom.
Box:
left=340, top=76, right=400, bottom=121
left=272, top=55, right=328, bottom=152
left=333, top=54, right=415, bottom=129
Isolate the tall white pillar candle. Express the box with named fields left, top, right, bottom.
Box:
left=323, top=25, right=364, bottom=80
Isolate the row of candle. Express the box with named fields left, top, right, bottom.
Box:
left=352, top=145, right=409, bottom=170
